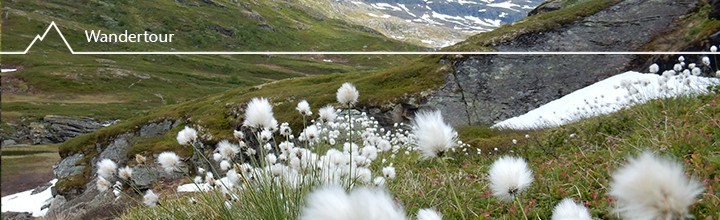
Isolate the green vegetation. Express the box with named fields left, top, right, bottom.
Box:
left=1, top=144, right=60, bottom=196
left=1, top=0, right=422, bottom=135
left=119, top=90, right=720, bottom=219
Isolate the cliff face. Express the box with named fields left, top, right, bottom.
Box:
left=426, top=0, right=699, bottom=126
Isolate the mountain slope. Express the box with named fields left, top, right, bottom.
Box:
left=299, top=0, right=544, bottom=47
left=0, top=0, right=422, bottom=144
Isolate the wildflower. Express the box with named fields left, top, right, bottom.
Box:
left=382, top=166, right=396, bottom=179
left=297, top=100, right=313, bottom=116
left=374, top=176, right=386, bottom=187
left=157, top=152, right=181, bottom=173
left=350, top=187, right=406, bottom=220
left=227, top=169, right=240, bottom=184
left=711, top=45, right=718, bottom=52
left=266, top=118, right=278, bottom=132
left=512, top=139, right=518, bottom=145
left=143, top=189, right=159, bottom=207
left=319, top=105, right=338, bottom=123
left=702, top=56, right=711, bottom=66
left=488, top=156, right=533, bottom=202
left=135, top=154, right=147, bottom=165
left=673, top=64, right=683, bottom=72
left=609, top=152, right=703, bottom=220
left=243, top=97, right=275, bottom=130
left=280, top=123, right=292, bottom=136
left=648, top=63, right=659, bottom=73
left=417, top=208, right=442, bottom=220
left=176, top=126, right=198, bottom=145
left=220, top=160, right=231, bottom=171
left=692, top=67, right=701, bottom=76
left=336, top=82, right=360, bottom=107
left=216, top=140, right=239, bottom=160
left=233, top=130, right=244, bottom=140
left=299, top=186, right=353, bottom=220
left=411, top=110, right=457, bottom=159
left=551, top=198, right=592, bottom=220
left=96, top=176, right=111, bottom=192
left=97, top=159, right=117, bottom=179
left=118, top=166, right=133, bottom=180
left=689, top=63, right=696, bottom=69
left=266, top=154, right=277, bottom=165
left=260, top=129, right=272, bottom=142
left=678, top=56, right=685, bottom=62
left=213, top=153, right=222, bottom=162
left=302, top=125, right=319, bottom=143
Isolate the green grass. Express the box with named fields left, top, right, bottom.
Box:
left=118, top=91, right=720, bottom=219
left=1, top=0, right=422, bottom=136
left=1, top=144, right=60, bottom=196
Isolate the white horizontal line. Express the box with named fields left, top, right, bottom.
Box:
left=1, top=21, right=719, bottom=56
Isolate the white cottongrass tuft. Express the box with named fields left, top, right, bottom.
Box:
left=417, top=208, right=443, bottom=220
left=233, top=130, right=244, bottom=140
left=118, top=166, right=133, bottom=180
left=243, top=97, right=276, bottom=129
left=711, top=45, right=718, bottom=52
left=336, top=82, right=360, bottom=107
left=157, top=152, right=181, bottom=173
left=382, top=166, right=396, bottom=179
left=702, top=56, right=711, bottom=66
left=96, top=176, right=111, bottom=192
left=551, top=198, right=592, bottom=220
left=216, top=139, right=239, bottom=160
left=297, top=100, right=312, bottom=116
left=176, top=126, right=198, bottom=145
left=488, top=156, right=533, bottom=202
left=318, top=105, right=338, bottom=123
left=608, top=152, right=704, bottom=220
left=649, top=63, right=659, bottom=74
left=220, top=160, right=231, bottom=171
left=96, top=159, right=117, bottom=179
left=143, top=189, right=159, bottom=207
left=411, top=110, right=457, bottom=159
left=299, top=186, right=353, bottom=220
left=300, top=186, right=405, bottom=220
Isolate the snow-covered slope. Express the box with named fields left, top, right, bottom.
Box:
left=1, top=179, right=57, bottom=217
left=300, top=0, right=544, bottom=48
left=493, top=72, right=720, bottom=130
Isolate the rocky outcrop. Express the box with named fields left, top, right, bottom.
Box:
left=425, top=0, right=698, bottom=126
left=46, top=119, right=181, bottom=219
left=2, top=115, right=115, bottom=146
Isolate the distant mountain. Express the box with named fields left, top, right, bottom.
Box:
left=300, top=0, right=544, bottom=47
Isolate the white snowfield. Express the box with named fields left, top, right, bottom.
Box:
left=493, top=71, right=720, bottom=130
left=1, top=179, right=57, bottom=217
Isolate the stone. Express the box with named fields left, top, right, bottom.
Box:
left=95, top=133, right=133, bottom=166
left=53, top=153, right=85, bottom=179
left=139, top=120, right=173, bottom=137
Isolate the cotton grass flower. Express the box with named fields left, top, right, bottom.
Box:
left=216, top=139, right=239, bottom=160
left=336, top=82, right=359, bottom=107
left=143, top=189, right=159, bottom=207
left=702, top=56, right=711, bottom=66
left=300, top=186, right=406, bottom=220
left=416, top=208, right=442, bottom=220
left=157, top=152, right=181, bottom=173
left=176, top=126, right=198, bottom=145
left=319, top=105, right=338, bottom=123
left=608, top=152, right=703, bottom=220
left=297, top=100, right=312, bottom=116
left=96, top=176, right=111, bottom=192
left=488, top=156, right=533, bottom=202
left=648, top=63, right=659, bottom=74
left=97, top=159, right=117, bottom=179
left=135, top=154, right=147, bottom=165
left=712, top=45, right=718, bottom=52
left=551, top=198, right=592, bottom=220
left=243, top=97, right=275, bottom=130
left=118, top=166, right=133, bottom=180
left=382, top=166, right=396, bottom=179
left=411, top=110, right=457, bottom=159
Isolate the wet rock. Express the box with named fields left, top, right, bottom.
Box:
left=426, top=0, right=695, bottom=126
left=95, top=133, right=133, bottom=166
left=139, top=120, right=173, bottom=137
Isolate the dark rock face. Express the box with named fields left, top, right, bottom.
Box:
left=711, top=0, right=720, bottom=19
left=2, top=115, right=113, bottom=146
left=53, top=153, right=85, bottom=179
left=425, top=0, right=696, bottom=126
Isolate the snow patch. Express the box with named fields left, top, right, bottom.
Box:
left=1, top=179, right=57, bottom=217
left=493, top=72, right=720, bottom=130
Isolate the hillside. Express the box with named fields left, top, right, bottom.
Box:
left=0, top=0, right=422, bottom=145
left=3, top=0, right=720, bottom=218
